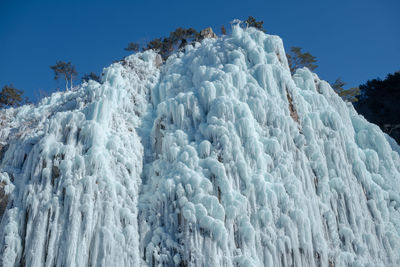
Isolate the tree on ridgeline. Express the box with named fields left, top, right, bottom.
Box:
left=286, top=46, right=318, bottom=74
left=81, top=72, right=101, bottom=83
left=340, top=87, right=361, bottom=103
left=355, top=71, right=400, bottom=143
left=286, top=47, right=360, bottom=103
left=245, top=16, right=266, bottom=32
left=285, top=47, right=360, bottom=103
left=144, top=38, right=163, bottom=52
left=124, top=42, right=139, bottom=52
left=221, top=25, right=227, bottom=35
left=331, top=78, right=346, bottom=92
left=50, top=61, right=77, bottom=91
left=170, top=27, right=200, bottom=45
left=142, top=27, right=200, bottom=60
left=331, top=78, right=360, bottom=102
left=0, top=84, right=28, bottom=108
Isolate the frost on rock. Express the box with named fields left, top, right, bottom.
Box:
left=1, top=25, right=400, bottom=267
left=0, top=52, right=159, bottom=266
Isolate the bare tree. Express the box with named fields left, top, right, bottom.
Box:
left=221, top=25, right=227, bottom=35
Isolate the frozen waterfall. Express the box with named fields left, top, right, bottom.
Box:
left=1, top=25, right=400, bottom=267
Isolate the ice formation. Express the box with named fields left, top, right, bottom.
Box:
left=1, top=25, right=400, bottom=267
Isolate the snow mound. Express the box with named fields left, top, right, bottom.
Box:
left=1, top=25, right=400, bottom=267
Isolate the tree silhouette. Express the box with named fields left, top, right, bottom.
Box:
left=144, top=38, right=163, bottom=52
left=355, top=71, right=400, bottom=143
left=332, top=78, right=346, bottom=92
left=340, top=87, right=361, bottom=102
left=245, top=16, right=266, bottom=32
left=221, top=25, right=227, bottom=35
left=81, top=72, right=100, bottom=83
left=286, top=47, right=318, bottom=74
left=0, top=84, right=27, bottom=108
left=125, top=42, right=139, bottom=52
left=331, top=78, right=360, bottom=102
left=143, top=27, right=200, bottom=60
left=50, top=61, right=77, bottom=90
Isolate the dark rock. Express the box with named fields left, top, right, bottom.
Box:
left=0, top=182, right=8, bottom=220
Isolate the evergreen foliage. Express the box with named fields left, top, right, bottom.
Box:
left=245, top=16, right=266, bottom=32
left=286, top=46, right=318, bottom=74
left=81, top=72, right=101, bottom=83
left=355, top=71, right=400, bottom=143
left=0, top=84, right=27, bottom=108
left=341, top=87, right=361, bottom=103
left=145, top=38, right=163, bottom=51
left=125, top=42, right=139, bottom=52
left=142, top=27, right=200, bottom=60
left=332, top=78, right=346, bottom=91
left=332, top=78, right=360, bottom=103
left=50, top=61, right=77, bottom=90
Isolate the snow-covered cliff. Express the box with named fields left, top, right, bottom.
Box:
left=1, top=25, right=400, bottom=267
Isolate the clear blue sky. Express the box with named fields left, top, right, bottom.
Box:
left=1, top=0, right=399, bottom=102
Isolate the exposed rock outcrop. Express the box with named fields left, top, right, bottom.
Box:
left=200, top=27, right=217, bottom=39
left=0, top=181, right=8, bottom=220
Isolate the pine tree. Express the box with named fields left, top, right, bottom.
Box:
left=0, top=84, right=27, bottom=108
left=245, top=16, right=266, bottom=32
left=332, top=78, right=346, bottom=92
left=125, top=42, right=139, bottom=52
left=340, top=87, right=361, bottom=102
left=355, top=71, right=400, bottom=143
left=81, top=72, right=101, bottom=83
left=143, top=27, right=200, bottom=60
left=286, top=46, right=318, bottom=74
left=50, top=61, right=77, bottom=90
left=331, top=78, right=360, bottom=102
left=144, top=38, right=163, bottom=52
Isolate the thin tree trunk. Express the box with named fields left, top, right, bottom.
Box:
left=64, top=74, right=68, bottom=91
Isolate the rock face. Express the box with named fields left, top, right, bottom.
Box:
left=0, top=181, right=7, bottom=219
left=200, top=27, right=217, bottom=39
left=154, top=54, right=163, bottom=68
left=1, top=25, right=400, bottom=267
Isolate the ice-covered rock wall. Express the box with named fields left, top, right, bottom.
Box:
left=0, top=53, right=159, bottom=266
left=1, top=25, right=400, bottom=267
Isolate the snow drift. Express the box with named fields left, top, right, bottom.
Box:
left=1, top=25, right=400, bottom=267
